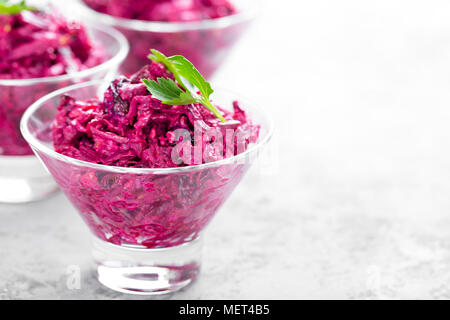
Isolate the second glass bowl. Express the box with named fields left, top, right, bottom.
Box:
left=75, top=0, right=258, bottom=78
left=0, top=24, right=129, bottom=203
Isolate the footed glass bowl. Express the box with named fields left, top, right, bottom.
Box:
left=21, top=81, right=272, bottom=295
left=75, top=0, right=258, bottom=78
left=0, top=25, right=129, bottom=203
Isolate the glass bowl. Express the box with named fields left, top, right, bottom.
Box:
left=0, top=24, right=129, bottom=203
left=75, top=0, right=258, bottom=78
left=21, top=80, right=272, bottom=295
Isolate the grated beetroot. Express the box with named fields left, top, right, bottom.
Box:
left=82, top=0, right=247, bottom=77
left=50, top=62, right=260, bottom=248
left=53, top=61, right=260, bottom=168
left=0, top=10, right=104, bottom=79
left=0, top=9, right=105, bottom=156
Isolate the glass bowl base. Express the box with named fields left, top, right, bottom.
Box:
left=0, top=155, right=59, bottom=203
left=92, top=236, right=203, bottom=295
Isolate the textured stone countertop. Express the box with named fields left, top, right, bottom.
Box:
left=2, top=0, right=450, bottom=300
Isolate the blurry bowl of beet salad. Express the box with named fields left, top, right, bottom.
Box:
left=76, top=0, right=259, bottom=78
left=21, top=49, right=272, bottom=295
left=0, top=0, right=128, bottom=203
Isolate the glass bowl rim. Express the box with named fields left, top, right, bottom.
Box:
left=21, top=80, right=274, bottom=175
left=0, top=23, right=129, bottom=87
left=74, top=0, right=260, bottom=33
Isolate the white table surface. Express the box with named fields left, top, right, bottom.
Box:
left=2, top=0, right=450, bottom=299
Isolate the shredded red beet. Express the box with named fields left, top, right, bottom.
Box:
left=0, top=10, right=104, bottom=79
left=0, top=9, right=106, bottom=156
left=49, top=62, right=260, bottom=248
left=53, top=61, right=260, bottom=168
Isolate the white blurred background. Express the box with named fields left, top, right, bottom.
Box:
left=213, top=0, right=450, bottom=299
left=217, top=0, right=450, bottom=220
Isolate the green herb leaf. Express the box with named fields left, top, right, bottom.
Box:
left=146, top=49, right=225, bottom=122
left=168, top=55, right=214, bottom=99
left=148, top=49, right=187, bottom=92
left=142, top=78, right=197, bottom=105
left=0, top=0, right=37, bottom=15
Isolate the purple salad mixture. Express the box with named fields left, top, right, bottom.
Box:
left=0, top=8, right=106, bottom=155
left=53, top=61, right=259, bottom=168
left=82, top=0, right=247, bottom=77
left=49, top=61, right=260, bottom=248
left=0, top=10, right=104, bottom=79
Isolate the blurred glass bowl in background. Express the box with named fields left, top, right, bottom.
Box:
left=0, top=24, right=128, bottom=203
left=75, top=0, right=259, bottom=78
